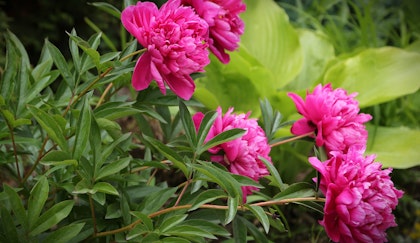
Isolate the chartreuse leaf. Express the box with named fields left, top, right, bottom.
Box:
left=143, top=135, right=188, bottom=176
left=245, top=205, right=270, bottom=233
left=4, top=184, right=28, bottom=231
left=27, top=176, right=49, bottom=229
left=366, top=125, right=420, bottom=168
left=286, top=29, right=335, bottom=90
left=43, top=223, right=85, bottom=243
left=197, top=128, right=245, bottom=155
left=73, top=97, right=91, bottom=160
left=241, top=0, right=303, bottom=88
left=89, top=2, right=121, bottom=18
left=0, top=205, right=19, bottom=243
left=30, top=200, right=74, bottom=236
left=46, top=40, right=75, bottom=89
left=27, top=105, right=68, bottom=151
left=324, top=47, right=420, bottom=107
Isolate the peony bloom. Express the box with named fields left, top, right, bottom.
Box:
left=193, top=107, right=271, bottom=201
left=288, top=83, right=372, bottom=155
left=121, top=0, right=210, bottom=100
left=182, top=0, right=246, bottom=64
left=309, top=146, right=403, bottom=243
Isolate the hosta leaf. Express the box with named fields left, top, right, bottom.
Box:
left=367, top=125, right=420, bottom=168
left=241, top=0, right=303, bottom=88
left=324, top=47, right=420, bottom=107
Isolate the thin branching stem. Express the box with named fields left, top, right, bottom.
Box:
left=270, top=131, right=314, bottom=147
left=93, top=197, right=325, bottom=238
left=6, top=122, right=21, bottom=183
left=89, top=194, right=98, bottom=235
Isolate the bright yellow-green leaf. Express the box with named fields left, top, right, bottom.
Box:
left=367, top=125, right=420, bottom=169
left=324, top=47, right=420, bottom=107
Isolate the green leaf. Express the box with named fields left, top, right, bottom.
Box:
left=159, top=214, right=188, bottom=233
left=324, top=47, right=420, bottom=107
left=181, top=220, right=230, bottom=237
left=232, top=216, right=247, bottom=243
left=28, top=176, right=49, bottom=229
left=366, top=125, right=420, bottom=168
left=179, top=100, right=197, bottom=148
left=27, top=105, right=68, bottom=151
left=4, top=185, right=28, bottom=231
left=43, top=223, right=85, bottom=243
left=225, top=196, right=239, bottom=225
left=245, top=205, right=270, bottom=233
left=41, top=151, right=78, bottom=166
left=192, top=162, right=241, bottom=199
left=0, top=205, right=19, bottom=243
left=73, top=97, right=92, bottom=160
left=93, top=182, right=119, bottom=196
left=46, top=40, right=75, bottom=89
left=130, top=211, right=153, bottom=231
left=30, top=200, right=74, bottom=236
left=143, top=135, right=188, bottom=176
left=241, top=0, right=303, bottom=88
left=89, top=2, right=121, bottom=18
left=95, top=157, right=131, bottom=181
left=273, top=182, right=315, bottom=200
left=163, top=225, right=217, bottom=240
left=197, top=128, right=246, bottom=155
left=190, top=189, right=227, bottom=211
left=138, top=187, right=178, bottom=215
left=161, top=237, right=190, bottom=243
left=239, top=216, right=268, bottom=243
left=260, top=156, right=286, bottom=191
left=195, top=111, right=217, bottom=151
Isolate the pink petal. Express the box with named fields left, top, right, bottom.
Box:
left=132, top=52, right=153, bottom=91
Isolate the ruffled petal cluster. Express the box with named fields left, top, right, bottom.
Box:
left=309, top=146, right=403, bottom=243
left=288, top=83, right=372, bottom=154
left=182, top=0, right=246, bottom=63
left=121, top=0, right=210, bottom=100
left=193, top=107, right=271, bottom=201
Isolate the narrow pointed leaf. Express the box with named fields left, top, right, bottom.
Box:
left=245, top=205, right=270, bottom=233
left=30, top=200, right=74, bottom=236
left=197, top=128, right=245, bottom=155
left=43, top=223, right=85, bottom=243
left=28, top=176, right=49, bottom=229
left=46, top=41, right=75, bottom=89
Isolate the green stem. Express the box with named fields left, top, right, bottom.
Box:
left=93, top=197, right=325, bottom=238
left=89, top=194, right=98, bottom=235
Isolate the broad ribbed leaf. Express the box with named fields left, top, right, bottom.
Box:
left=324, top=47, right=420, bottom=107
left=367, top=125, right=420, bottom=168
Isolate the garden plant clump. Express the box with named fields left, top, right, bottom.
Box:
left=1, top=0, right=420, bottom=242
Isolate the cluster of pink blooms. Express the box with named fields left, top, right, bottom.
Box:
left=289, top=84, right=403, bottom=243
left=193, top=107, right=271, bottom=202
left=121, top=0, right=245, bottom=100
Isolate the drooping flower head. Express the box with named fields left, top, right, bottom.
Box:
left=309, top=146, right=403, bottom=243
left=182, top=0, right=246, bottom=64
left=288, top=83, right=372, bottom=155
left=193, top=107, right=271, bottom=201
left=121, top=0, right=210, bottom=100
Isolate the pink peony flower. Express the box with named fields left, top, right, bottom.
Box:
left=193, top=107, right=271, bottom=202
left=288, top=83, right=372, bottom=155
left=121, top=0, right=210, bottom=100
left=182, top=0, right=246, bottom=64
left=309, top=146, right=403, bottom=243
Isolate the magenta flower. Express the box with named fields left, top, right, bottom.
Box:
left=193, top=107, right=271, bottom=201
left=288, top=83, right=372, bottom=155
left=309, top=146, right=403, bottom=243
left=121, top=0, right=210, bottom=100
left=182, top=0, right=246, bottom=64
